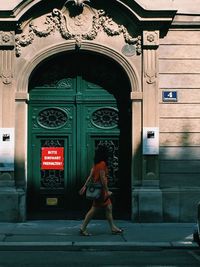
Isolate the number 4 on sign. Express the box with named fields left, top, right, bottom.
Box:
left=163, top=91, right=177, bottom=102
left=167, top=92, right=173, bottom=98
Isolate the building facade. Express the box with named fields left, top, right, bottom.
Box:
left=0, top=0, right=200, bottom=222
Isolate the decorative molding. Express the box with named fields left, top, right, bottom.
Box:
left=15, top=5, right=141, bottom=56
left=143, top=31, right=159, bottom=47
left=130, top=91, right=143, bottom=100
left=143, top=31, right=159, bottom=85
left=144, top=49, right=157, bottom=84
left=0, top=31, right=15, bottom=47
left=37, top=108, right=68, bottom=129
left=15, top=92, right=29, bottom=100
left=91, top=107, right=119, bottom=129
left=16, top=42, right=140, bottom=97
left=35, top=78, right=73, bottom=88
left=0, top=32, right=14, bottom=84
left=0, top=50, right=13, bottom=85
left=31, top=107, right=70, bottom=129
left=2, top=70, right=13, bottom=85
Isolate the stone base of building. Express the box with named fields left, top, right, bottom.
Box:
left=132, top=187, right=200, bottom=223
left=132, top=187, right=163, bottom=222
left=0, top=188, right=26, bottom=222
left=162, top=188, right=200, bottom=222
left=1, top=186, right=200, bottom=222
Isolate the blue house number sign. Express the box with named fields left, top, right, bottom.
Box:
left=162, top=91, right=178, bottom=102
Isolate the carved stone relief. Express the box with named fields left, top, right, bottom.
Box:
left=0, top=32, right=14, bottom=84
left=0, top=50, right=13, bottom=85
left=143, top=31, right=159, bottom=47
left=144, top=49, right=157, bottom=84
left=0, top=31, right=15, bottom=47
left=143, top=31, right=159, bottom=84
left=15, top=3, right=141, bottom=56
left=65, top=0, right=90, bottom=7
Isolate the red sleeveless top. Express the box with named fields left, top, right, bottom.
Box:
left=92, top=161, right=111, bottom=207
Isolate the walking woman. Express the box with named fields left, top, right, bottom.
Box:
left=79, top=146, right=123, bottom=236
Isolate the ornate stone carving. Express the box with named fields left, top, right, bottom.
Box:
left=15, top=5, right=141, bottom=56
left=144, top=50, right=157, bottom=84
left=0, top=31, right=15, bottom=47
left=143, top=31, right=159, bottom=47
left=2, top=70, right=13, bottom=85
left=0, top=34, right=14, bottom=83
left=0, top=50, right=13, bottom=84
left=65, top=5, right=95, bottom=35
left=143, top=31, right=159, bottom=84
left=65, top=0, right=90, bottom=7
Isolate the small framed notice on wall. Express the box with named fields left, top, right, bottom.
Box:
left=143, top=127, right=159, bottom=155
left=0, top=128, right=14, bottom=171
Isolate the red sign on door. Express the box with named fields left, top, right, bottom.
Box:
left=41, top=147, right=64, bottom=170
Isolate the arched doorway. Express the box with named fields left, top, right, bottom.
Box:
left=27, top=51, right=132, bottom=219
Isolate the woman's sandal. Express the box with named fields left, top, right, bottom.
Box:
left=111, top=228, right=124, bottom=235
left=79, top=229, right=92, bottom=236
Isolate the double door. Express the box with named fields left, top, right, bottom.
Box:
left=27, top=75, right=130, bottom=218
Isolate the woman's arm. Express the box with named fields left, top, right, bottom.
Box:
left=99, top=170, right=109, bottom=192
left=79, top=167, right=93, bottom=195
left=99, top=170, right=112, bottom=197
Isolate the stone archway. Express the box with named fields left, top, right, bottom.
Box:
left=27, top=51, right=133, bottom=218
left=15, top=42, right=141, bottom=220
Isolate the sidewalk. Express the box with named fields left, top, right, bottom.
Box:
left=0, top=220, right=198, bottom=251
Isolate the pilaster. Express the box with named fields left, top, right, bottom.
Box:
left=136, top=30, right=163, bottom=222
left=0, top=31, right=23, bottom=221
left=0, top=31, right=15, bottom=127
left=142, top=30, right=160, bottom=186
left=0, top=31, right=15, bottom=184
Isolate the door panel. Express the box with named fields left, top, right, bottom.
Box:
left=28, top=136, right=68, bottom=211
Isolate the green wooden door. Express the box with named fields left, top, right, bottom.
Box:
left=27, top=52, right=131, bottom=219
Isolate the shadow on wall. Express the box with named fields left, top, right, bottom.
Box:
left=160, top=123, right=200, bottom=222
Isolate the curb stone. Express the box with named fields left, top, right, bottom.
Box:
left=0, top=241, right=198, bottom=251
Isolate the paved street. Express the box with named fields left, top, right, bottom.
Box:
left=0, top=249, right=200, bottom=267
left=0, top=220, right=196, bottom=250
left=0, top=220, right=198, bottom=267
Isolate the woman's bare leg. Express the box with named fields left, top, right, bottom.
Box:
left=105, top=204, right=122, bottom=232
left=81, top=206, right=98, bottom=231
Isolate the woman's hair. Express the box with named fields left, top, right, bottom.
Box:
left=94, top=146, right=109, bottom=164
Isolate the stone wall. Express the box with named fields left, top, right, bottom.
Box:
left=159, top=28, right=200, bottom=221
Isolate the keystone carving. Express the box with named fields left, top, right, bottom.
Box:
left=65, top=0, right=90, bottom=7
left=15, top=5, right=141, bottom=56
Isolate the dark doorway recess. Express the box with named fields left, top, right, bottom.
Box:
left=27, top=51, right=132, bottom=220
